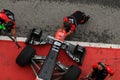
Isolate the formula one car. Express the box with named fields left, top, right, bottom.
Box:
left=25, top=28, right=86, bottom=65
left=16, top=42, right=81, bottom=80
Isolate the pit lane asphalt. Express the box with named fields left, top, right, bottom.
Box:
left=0, top=0, right=120, bottom=44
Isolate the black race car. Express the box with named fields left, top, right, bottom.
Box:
left=16, top=41, right=81, bottom=80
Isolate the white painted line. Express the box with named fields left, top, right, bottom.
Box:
left=67, top=41, right=120, bottom=49
left=0, top=36, right=27, bottom=42
left=0, top=36, right=120, bottom=49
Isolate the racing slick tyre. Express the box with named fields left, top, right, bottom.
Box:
left=16, top=45, right=36, bottom=66
left=62, top=65, right=81, bottom=80
left=25, top=28, right=36, bottom=45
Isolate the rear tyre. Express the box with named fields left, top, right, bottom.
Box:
left=62, top=65, right=81, bottom=80
left=25, top=28, right=36, bottom=44
left=16, top=45, right=36, bottom=66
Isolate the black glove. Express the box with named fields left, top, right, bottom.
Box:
left=6, top=21, right=14, bottom=27
left=5, top=21, right=14, bottom=32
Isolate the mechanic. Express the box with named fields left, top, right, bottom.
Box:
left=0, top=9, right=16, bottom=41
left=87, top=62, right=114, bottom=80
left=60, top=11, right=90, bottom=40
